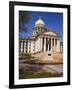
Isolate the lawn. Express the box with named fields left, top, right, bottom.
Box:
left=19, top=70, right=63, bottom=79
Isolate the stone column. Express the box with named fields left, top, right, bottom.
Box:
left=23, top=41, right=24, bottom=53
left=19, top=41, right=21, bottom=53
left=54, top=39, right=56, bottom=52
left=21, top=41, right=23, bottom=53
left=40, top=37, right=42, bottom=51
left=56, top=39, right=60, bottom=52
left=24, top=41, right=26, bottom=53
left=48, top=38, right=49, bottom=51
left=44, top=37, right=46, bottom=51
left=51, top=38, right=52, bottom=52
left=28, top=42, right=29, bottom=53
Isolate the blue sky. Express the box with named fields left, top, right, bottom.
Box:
left=20, top=11, right=63, bottom=39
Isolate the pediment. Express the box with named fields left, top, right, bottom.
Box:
left=43, top=31, right=57, bottom=36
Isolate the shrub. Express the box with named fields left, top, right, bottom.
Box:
left=19, top=53, right=33, bottom=60
left=23, top=60, right=37, bottom=64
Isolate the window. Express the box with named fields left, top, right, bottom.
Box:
left=26, top=50, right=28, bottom=53
left=29, top=47, right=31, bottom=49
left=23, top=41, right=24, bottom=49
left=48, top=54, right=51, bottom=56
left=29, top=50, right=31, bottom=53
left=33, top=49, right=35, bottom=51
left=55, top=39, right=57, bottom=45
left=26, top=41, right=28, bottom=49
left=29, top=42, right=31, bottom=46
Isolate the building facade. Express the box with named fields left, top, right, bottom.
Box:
left=19, top=17, right=63, bottom=54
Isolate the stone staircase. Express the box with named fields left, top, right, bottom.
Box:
left=33, top=51, right=63, bottom=63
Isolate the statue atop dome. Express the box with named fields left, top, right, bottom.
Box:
left=39, top=16, right=42, bottom=19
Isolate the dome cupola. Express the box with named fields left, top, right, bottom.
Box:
left=32, top=16, right=46, bottom=37
left=35, top=16, right=45, bottom=27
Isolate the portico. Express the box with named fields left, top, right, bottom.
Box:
left=40, top=35, right=60, bottom=53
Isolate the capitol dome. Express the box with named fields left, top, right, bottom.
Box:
left=35, top=16, right=45, bottom=26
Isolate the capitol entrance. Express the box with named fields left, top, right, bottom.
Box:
left=42, top=37, right=57, bottom=52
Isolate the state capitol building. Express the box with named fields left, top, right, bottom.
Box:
left=19, top=16, right=63, bottom=61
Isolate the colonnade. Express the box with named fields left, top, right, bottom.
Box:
left=19, top=37, right=60, bottom=53
left=40, top=37, right=60, bottom=52
left=19, top=41, right=29, bottom=53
